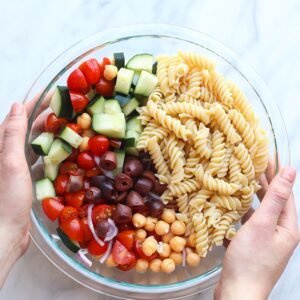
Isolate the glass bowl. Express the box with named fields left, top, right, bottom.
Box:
left=24, top=24, right=290, bottom=299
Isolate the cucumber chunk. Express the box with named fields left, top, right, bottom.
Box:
left=35, top=178, right=56, bottom=201
left=126, top=116, right=143, bottom=133
left=112, top=150, right=126, bottom=176
left=59, top=126, right=83, bottom=149
left=132, top=71, right=140, bottom=86
left=86, top=88, right=97, bottom=101
left=122, top=97, right=139, bottom=117
left=48, top=139, right=72, bottom=164
left=104, top=99, right=122, bottom=114
left=125, top=147, right=139, bottom=156
left=123, top=130, right=140, bottom=148
left=126, top=54, right=154, bottom=73
left=114, top=93, right=132, bottom=107
left=31, top=132, right=54, bottom=156
left=115, top=68, right=134, bottom=95
left=113, top=52, right=125, bottom=69
left=56, top=228, right=80, bottom=253
left=86, top=96, right=105, bottom=115
left=92, top=113, right=126, bottom=139
left=50, top=86, right=73, bottom=119
left=134, top=71, right=158, bottom=97
left=44, top=156, right=59, bottom=181
left=152, top=61, right=158, bottom=75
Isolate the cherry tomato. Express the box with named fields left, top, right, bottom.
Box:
left=88, top=135, right=110, bottom=157
left=95, top=78, right=114, bottom=98
left=45, top=113, right=68, bottom=134
left=70, top=92, right=89, bottom=113
left=67, top=69, right=90, bottom=94
left=92, top=204, right=113, bottom=224
left=67, top=123, right=82, bottom=135
left=134, top=240, right=158, bottom=261
left=67, top=149, right=80, bottom=162
left=60, top=217, right=84, bottom=242
left=42, top=198, right=64, bottom=221
left=88, top=239, right=108, bottom=256
left=81, top=217, right=93, bottom=242
left=112, top=240, right=136, bottom=266
left=60, top=162, right=83, bottom=176
left=116, top=230, right=134, bottom=251
left=59, top=206, right=78, bottom=223
left=48, top=196, right=64, bottom=205
left=77, top=152, right=96, bottom=170
left=65, top=191, right=85, bottom=209
left=54, top=174, right=69, bottom=195
left=78, top=204, right=89, bottom=218
left=79, top=58, right=101, bottom=85
left=85, top=167, right=101, bottom=178
left=117, top=258, right=137, bottom=271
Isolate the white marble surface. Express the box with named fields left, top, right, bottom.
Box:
left=0, top=0, right=300, bottom=299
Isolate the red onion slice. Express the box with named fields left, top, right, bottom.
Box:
left=99, top=167, right=115, bottom=180
left=87, top=204, right=105, bottom=247
left=67, top=175, right=83, bottom=192
left=74, top=249, right=92, bottom=268
left=182, top=247, right=187, bottom=267
left=99, top=240, right=113, bottom=264
left=93, top=155, right=101, bottom=167
left=104, top=219, right=118, bottom=242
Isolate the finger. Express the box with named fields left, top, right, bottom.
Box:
left=278, top=192, right=298, bottom=231
left=25, top=90, right=52, bottom=117
left=257, top=174, right=268, bottom=201
left=265, top=157, right=276, bottom=184
left=241, top=207, right=255, bottom=224
left=253, top=167, right=296, bottom=228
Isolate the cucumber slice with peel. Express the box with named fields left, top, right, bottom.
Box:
left=35, top=178, right=56, bottom=201
left=59, top=126, right=83, bottom=149
left=126, top=54, right=154, bottom=73
left=31, top=132, right=54, bottom=156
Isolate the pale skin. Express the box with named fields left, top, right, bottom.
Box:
left=0, top=102, right=299, bottom=299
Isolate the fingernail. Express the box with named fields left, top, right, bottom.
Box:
left=280, top=167, right=296, bottom=183
left=10, top=103, right=23, bottom=116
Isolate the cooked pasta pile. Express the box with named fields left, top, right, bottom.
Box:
left=137, top=51, right=269, bottom=258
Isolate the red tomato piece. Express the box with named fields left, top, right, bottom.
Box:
left=67, top=69, right=90, bottom=94
left=117, top=258, right=137, bottom=271
left=92, top=204, right=113, bottom=224
left=70, top=92, right=89, bottom=113
left=98, top=57, right=111, bottom=76
left=60, top=162, right=83, bottom=176
left=78, top=204, right=89, bottom=218
left=112, top=240, right=136, bottom=266
left=118, top=222, right=134, bottom=232
left=88, top=239, right=108, bottom=256
left=88, top=135, right=110, bottom=156
left=45, top=113, right=68, bottom=134
left=60, top=217, right=84, bottom=242
left=79, top=58, right=101, bottom=85
left=116, top=230, right=134, bottom=251
left=81, top=217, right=93, bottom=242
left=48, top=196, right=64, bottom=205
left=54, top=174, right=69, bottom=195
left=42, top=198, right=64, bottom=221
left=103, top=57, right=111, bottom=65
left=67, top=149, right=80, bottom=162
left=65, top=191, right=85, bottom=209
left=85, top=167, right=101, bottom=178
left=67, top=123, right=82, bottom=135
left=95, top=78, right=114, bottom=98
left=59, top=206, right=79, bottom=223
left=77, top=152, right=96, bottom=170
left=134, top=240, right=157, bottom=261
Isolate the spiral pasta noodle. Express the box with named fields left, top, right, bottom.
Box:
left=193, top=213, right=209, bottom=257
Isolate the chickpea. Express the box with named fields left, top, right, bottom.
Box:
left=161, top=231, right=174, bottom=244
left=170, top=220, right=186, bottom=236
left=106, top=254, right=117, bottom=267
left=187, top=233, right=196, bottom=248
left=169, top=252, right=183, bottom=265
left=135, top=258, right=149, bottom=273
left=104, top=65, right=118, bottom=81
left=157, top=242, right=171, bottom=258
left=155, top=220, right=170, bottom=236
left=161, top=208, right=176, bottom=224
left=144, top=217, right=157, bottom=232
left=142, top=236, right=158, bottom=257
left=187, top=252, right=200, bottom=267
left=79, top=136, right=90, bottom=152
left=169, top=236, right=186, bottom=253
left=77, top=113, right=92, bottom=130
left=149, top=258, right=162, bottom=273
left=82, top=128, right=95, bottom=138
left=132, top=213, right=146, bottom=228
left=161, top=258, right=176, bottom=274
left=135, top=229, right=147, bottom=241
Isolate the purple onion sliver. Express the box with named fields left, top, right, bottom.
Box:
left=99, top=167, right=115, bottom=180
left=99, top=240, right=113, bottom=264
left=148, top=192, right=161, bottom=201
left=104, top=219, right=118, bottom=242
left=74, top=249, right=93, bottom=268
left=93, top=155, right=101, bottom=167
left=87, top=204, right=105, bottom=247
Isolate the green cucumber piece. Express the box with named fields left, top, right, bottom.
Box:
left=122, top=97, right=139, bottom=117
left=152, top=61, right=157, bottom=75
left=50, top=86, right=73, bottom=119
left=126, top=116, right=143, bottom=133
left=92, top=113, right=126, bottom=139
left=115, top=68, right=134, bottom=95
left=44, top=156, right=59, bottom=181
left=104, top=99, right=122, bottom=114
left=134, top=70, right=158, bottom=97
left=59, top=126, right=83, bottom=149
left=48, top=139, right=72, bottom=164
left=86, top=88, right=97, bottom=101
left=123, top=130, right=140, bottom=147
left=112, top=150, right=126, bottom=176
left=113, top=52, right=125, bottom=69
left=35, top=178, right=56, bottom=201
left=125, top=147, right=139, bottom=156
left=126, top=54, right=154, bottom=73
left=31, top=132, right=54, bottom=156
left=114, top=94, right=132, bottom=107
left=132, top=71, right=140, bottom=86
left=56, top=228, right=80, bottom=253
left=86, top=96, right=105, bottom=115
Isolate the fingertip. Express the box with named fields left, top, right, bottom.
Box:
left=10, top=103, right=24, bottom=117
left=280, top=167, right=296, bottom=184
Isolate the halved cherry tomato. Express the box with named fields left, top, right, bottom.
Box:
left=78, top=204, right=89, bottom=218
left=42, top=198, right=64, bottom=221
left=77, top=151, right=96, bottom=170
left=88, top=135, right=109, bottom=157
left=67, top=149, right=80, bottom=162
left=70, top=92, right=89, bottom=112
left=112, top=240, right=136, bottom=266
left=92, top=204, right=113, bottom=224
left=88, top=239, right=108, bottom=256
left=81, top=217, right=93, bottom=242
left=95, top=78, right=114, bottom=98
left=54, top=174, right=69, bottom=195
left=85, top=167, right=101, bottom=178
left=79, top=58, right=101, bottom=85
left=60, top=217, right=84, bottom=242
left=117, top=258, right=137, bottom=272
left=65, top=191, right=85, bottom=209
left=134, top=240, right=158, bottom=261
left=67, top=69, right=90, bottom=94
left=59, top=206, right=78, bottom=223
left=103, top=57, right=111, bottom=65
left=47, top=196, right=64, bottom=205
left=67, top=123, right=82, bottom=135
left=60, top=162, right=84, bottom=176
left=116, top=230, right=134, bottom=251
left=45, top=113, right=68, bottom=134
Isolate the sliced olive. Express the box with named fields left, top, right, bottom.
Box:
left=95, top=219, right=110, bottom=239
left=148, top=199, right=164, bottom=218
left=100, top=151, right=117, bottom=170
left=113, top=204, right=132, bottom=224
left=85, top=187, right=103, bottom=204
left=135, top=177, right=153, bottom=195
left=115, top=173, right=133, bottom=191
left=154, top=180, right=168, bottom=195
left=124, top=158, right=144, bottom=177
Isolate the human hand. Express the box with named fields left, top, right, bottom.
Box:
left=214, top=167, right=299, bottom=300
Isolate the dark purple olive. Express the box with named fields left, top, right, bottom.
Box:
left=113, top=204, right=132, bottom=224
left=85, top=187, right=103, bottom=204
left=148, top=199, right=164, bottom=218
left=116, top=191, right=128, bottom=203
left=135, top=177, right=153, bottom=195
left=124, top=158, right=144, bottom=177
left=90, top=175, right=106, bottom=189
left=139, top=151, right=152, bottom=170
left=100, top=151, right=117, bottom=170
left=99, top=178, right=119, bottom=201
left=148, top=192, right=161, bottom=202
left=95, top=219, right=110, bottom=239
left=142, top=170, right=156, bottom=184
left=154, top=180, right=168, bottom=195
left=109, top=138, right=122, bottom=149
left=115, top=173, right=133, bottom=191
left=127, top=191, right=148, bottom=215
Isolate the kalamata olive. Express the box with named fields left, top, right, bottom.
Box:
left=139, top=151, right=152, bottom=170
left=154, top=180, right=168, bottom=195
left=116, top=191, right=128, bottom=203
left=115, top=173, right=133, bottom=191
left=148, top=199, right=164, bottom=218
left=148, top=192, right=161, bottom=202
left=85, top=187, right=103, bottom=204
left=113, top=204, right=132, bottom=224
left=100, top=151, right=117, bottom=170
left=135, top=177, right=153, bottom=195
left=124, top=158, right=144, bottom=177
left=99, top=179, right=119, bottom=201
left=127, top=191, right=148, bottom=215
left=95, top=219, right=110, bottom=239
left=90, top=175, right=106, bottom=188
left=142, top=170, right=156, bottom=184
left=109, top=138, right=122, bottom=149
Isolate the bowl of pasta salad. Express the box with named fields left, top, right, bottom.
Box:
left=25, top=24, right=289, bottom=299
